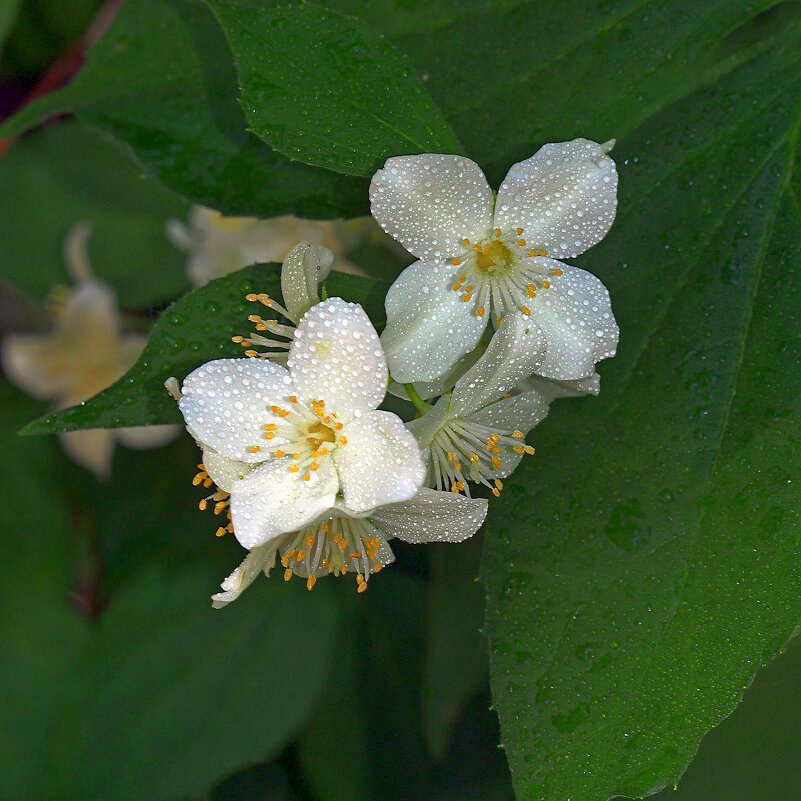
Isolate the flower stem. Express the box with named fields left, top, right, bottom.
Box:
left=404, top=383, right=432, bottom=415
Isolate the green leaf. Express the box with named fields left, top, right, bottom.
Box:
left=652, top=634, right=801, bottom=800
left=0, top=0, right=21, bottom=50
left=0, top=0, right=368, bottom=217
left=0, top=121, right=189, bottom=309
left=204, top=0, right=461, bottom=177
left=47, top=564, right=339, bottom=801
left=423, top=536, right=489, bottom=760
left=21, top=265, right=389, bottom=434
left=479, top=6, right=801, bottom=801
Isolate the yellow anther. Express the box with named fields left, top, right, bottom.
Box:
left=452, top=283, right=463, bottom=291
left=307, top=575, right=317, bottom=591
left=340, top=565, right=347, bottom=575
left=492, top=455, right=502, bottom=469
left=244, top=350, right=258, bottom=358
left=464, top=284, right=474, bottom=292
left=524, top=445, right=536, bottom=455
left=310, top=462, right=320, bottom=471
left=284, top=568, right=293, bottom=581
left=448, top=452, right=457, bottom=462
left=458, top=275, right=466, bottom=283
left=275, top=449, right=285, bottom=458
left=322, top=558, right=331, bottom=570
left=496, top=317, right=502, bottom=327
left=198, top=499, right=208, bottom=511
left=469, top=453, right=479, bottom=463
left=512, top=430, right=524, bottom=438
left=296, top=550, right=306, bottom=561
left=203, top=478, right=213, bottom=488
left=293, top=453, right=300, bottom=460
left=462, top=237, right=470, bottom=246
left=215, top=526, right=227, bottom=537
left=476, top=306, right=485, bottom=317
left=306, top=535, right=315, bottom=548
left=454, top=462, right=462, bottom=471
left=249, top=445, right=261, bottom=453
left=374, top=563, right=384, bottom=573
left=541, top=280, right=550, bottom=289
left=264, top=423, right=277, bottom=432
left=517, top=239, right=526, bottom=247
left=526, top=284, right=537, bottom=297
left=290, top=465, right=300, bottom=473
left=521, top=306, right=531, bottom=315
left=452, top=258, right=462, bottom=266
left=231, top=335, right=244, bottom=343
left=462, top=293, right=473, bottom=302
left=516, top=227, right=524, bottom=235
left=334, top=422, right=344, bottom=431
left=513, top=445, right=525, bottom=454
left=492, top=487, right=501, bottom=497
left=245, top=293, right=258, bottom=302
left=339, top=436, right=348, bottom=445
left=527, top=250, right=537, bottom=258
left=303, top=473, right=311, bottom=481
left=321, top=523, right=330, bottom=533
left=495, top=479, right=503, bottom=490
left=552, top=268, right=563, bottom=276
left=214, top=501, right=227, bottom=515
left=349, top=552, right=361, bottom=559
left=494, top=228, right=502, bottom=237
left=227, top=522, right=234, bottom=533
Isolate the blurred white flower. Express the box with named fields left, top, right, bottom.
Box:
left=408, top=314, right=549, bottom=496
left=209, top=487, right=488, bottom=605
left=2, top=224, right=178, bottom=478
left=370, top=139, right=620, bottom=383
left=167, top=206, right=387, bottom=287
left=173, top=297, right=426, bottom=550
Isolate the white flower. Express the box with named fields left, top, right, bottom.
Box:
left=1, top=224, right=177, bottom=478
left=209, top=487, right=488, bottom=605
left=174, top=297, right=427, bottom=551
left=167, top=206, right=386, bottom=287
left=408, top=314, right=549, bottom=495
left=370, top=139, right=620, bottom=383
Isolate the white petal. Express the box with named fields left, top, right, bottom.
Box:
left=230, top=458, right=338, bottom=549
left=450, top=314, right=546, bottom=417
left=334, top=411, right=425, bottom=513
left=387, top=348, right=483, bottom=401
left=211, top=543, right=277, bottom=609
left=495, top=139, right=618, bottom=259
left=288, top=297, right=387, bottom=416
left=369, top=488, right=488, bottom=544
left=406, top=394, right=450, bottom=450
left=178, top=358, right=293, bottom=463
left=201, top=448, right=253, bottom=493
left=521, top=372, right=601, bottom=402
left=280, top=242, right=334, bottom=322
left=381, top=259, right=487, bottom=383
left=370, top=154, right=493, bottom=261
left=528, top=259, right=618, bottom=380
left=2, top=335, right=67, bottom=399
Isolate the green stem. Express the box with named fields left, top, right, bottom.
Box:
left=404, top=383, right=432, bottom=415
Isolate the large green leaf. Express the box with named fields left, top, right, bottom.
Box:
left=0, top=0, right=367, bottom=217
left=0, top=0, right=20, bottom=50
left=0, top=121, right=189, bottom=309
left=21, top=265, right=389, bottom=434
left=48, top=565, right=339, bottom=801
left=478, top=6, right=801, bottom=801
left=204, top=0, right=461, bottom=177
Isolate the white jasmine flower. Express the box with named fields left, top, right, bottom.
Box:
left=173, top=297, right=427, bottom=553
left=407, top=314, right=550, bottom=496
left=209, top=487, right=488, bottom=605
left=1, top=224, right=177, bottom=478
left=167, top=206, right=386, bottom=287
left=370, top=139, right=620, bottom=383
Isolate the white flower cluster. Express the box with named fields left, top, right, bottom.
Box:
left=168, top=139, right=620, bottom=606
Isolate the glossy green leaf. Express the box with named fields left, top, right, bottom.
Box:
left=0, top=121, right=189, bottom=309
left=423, top=536, right=489, bottom=760
left=204, top=0, right=461, bottom=177
left=479, top=6, right=801, bottom=801
left=0, top=0, right=21, bottom=50
left=652, top=634, right=801, bottom=800
left=0, top=0, right=367, bottom=217
left=47, top=565, right=339, bottom=801
left=20, top=265, right=389, bottom=434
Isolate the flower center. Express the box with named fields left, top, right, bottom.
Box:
left=429, top=416, right=535, bottom=497
left=475, top=239, right=513, bottom=273
left=304, top=420, right=337, bottom=451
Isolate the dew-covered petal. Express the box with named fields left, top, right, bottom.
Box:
left=280, top=242, right=334, bottom=322
left=201, top=448, right=254, bottom=493
left=528, top=259, right=618, bottom=380
left=179, top=358, right=292, bottom=463
left=495, top=139, right=617, bottom=260
left=230, top=458, right=338, bottom=549
left=335, top=411, right=425, bottom=513
left=406, top=394, right=451, bottom=450
left=382, top=259, right=487, bottom=383
left=211, top=542, right=277, bottom=609
left=288, top=297, right=387, bottom=416
left=521, top=372, right=601, bottom=402
left=370, top=154, right=494, bottom=261
left=450, top=314, right=546, bottom=417
left=387, top=348, right=483, bottom=401
left=370, top=488, right=488, bottom=544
